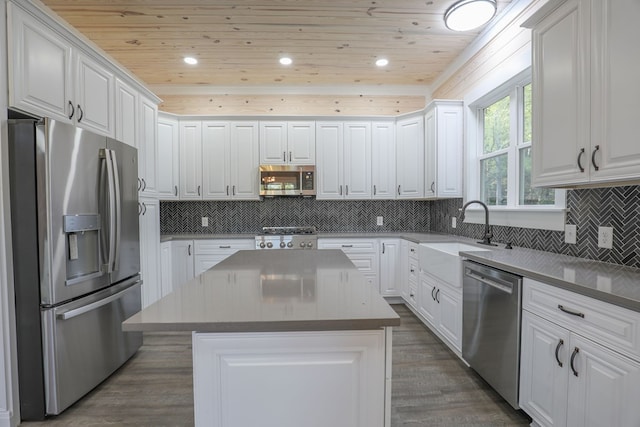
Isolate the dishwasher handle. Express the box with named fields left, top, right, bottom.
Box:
left=464, top=270, right=513, bottom=294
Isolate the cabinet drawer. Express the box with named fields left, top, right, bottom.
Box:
left=318, top=239, right=378, bottom=253
left=523, top=278, right=640, bottom=362
left=194, top=239, right=255, bottom=254
left=408, top=242, right=419, bottom=260
left=407, top=280, right=418, bottom=307
left=347, top=253, right=378, bottom=274
left=408, top=259, right=419, bottom=283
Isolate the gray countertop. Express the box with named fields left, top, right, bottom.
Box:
left=160, top=232, right=640, bottom=312
left=123, top=250, right=401, bottom=333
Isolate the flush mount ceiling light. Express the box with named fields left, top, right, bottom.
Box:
left=183, top=56, right=198, bottom=65
left=375, top=58, right=389, bottom=67
left=444, top=0, right=497, bottom=32
left=279, top=57, right=293, bottom=65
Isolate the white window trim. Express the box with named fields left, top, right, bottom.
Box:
left=463, top=68, right=567, bottom=231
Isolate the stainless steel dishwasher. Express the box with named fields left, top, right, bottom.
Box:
left=462, top=260, right=522, bottom=410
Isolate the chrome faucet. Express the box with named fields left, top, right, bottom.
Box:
left=458, top=200, right=498, bottom=246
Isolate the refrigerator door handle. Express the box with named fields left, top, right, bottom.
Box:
left=57, top=280, right=142, bottom=320
left=109, top=150, right=122, bottom=272
left=101, top=148, right=117, bottom=273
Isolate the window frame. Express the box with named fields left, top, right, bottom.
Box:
left=464, top=68, right=566, bottom=231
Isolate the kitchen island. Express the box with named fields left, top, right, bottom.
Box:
left=123, top=249, right=400, bottom=427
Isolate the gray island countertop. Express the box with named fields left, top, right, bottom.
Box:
left=123, top=249, right=401, bottom=333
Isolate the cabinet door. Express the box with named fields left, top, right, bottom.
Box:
left=115, top=78, right=137, bottom=147
left=179, top=121, right=203, bottom=199
left=399, top=240, right=409, bottom=301
left=424, top=108, right=437, bottom=198
left=418, top=273, right=437, bottom=326
left=379, top=239, right=399, bottom=297
left=396, top=116, right=424, bottom=198
left=157, top=116, right=180, bottom=199
left=316, top=122, right=344, bottom=199
left=519, top=311, right=570, bottom=427
left=589, top=0, right=640, bottom=183
left=371, top=122, right=396, bottom=199
left=171, top=241, right=195, bottom=290
left=139, top=198, right=160, bottom=308
left=75, top=52, right=115, bottom=136
left=288, top=122, right=316, bottom=164
left=8, top=3, right=73, bottom=121
left=567, top=335, right=640, bottom=427
left=436, top=284, right=462, bottom=351
left=425, top=102, right=463, bottom=199
left=202, top=121, right=231, bottom=199
left=259, top=121, right=287, bottom=165
left=160, top=242, right=172, bottom=297
left=138, top=95, right=158, bottom=195
left=531, top=0, right=590, bottom=187
left=343, top=122, right=371, bottom=199
left=230, top=122, right=260, bottom=199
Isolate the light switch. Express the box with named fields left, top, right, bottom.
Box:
left=202, top=217, right=209, bottom=227
left=376, top=216, right=383, bottom=226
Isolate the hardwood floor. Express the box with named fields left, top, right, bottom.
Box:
left=21, top=304, right=530, bottom=426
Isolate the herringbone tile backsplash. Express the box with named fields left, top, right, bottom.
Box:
left=430, top=185, right=640, bottom=269
left=160, top=185, right=640, bottom=268
left=160, top=199, right=431, bottom=234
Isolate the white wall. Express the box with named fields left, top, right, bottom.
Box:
left=0, top=0, right=20, bottom=424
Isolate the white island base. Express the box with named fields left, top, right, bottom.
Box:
left=193, top=328, right=392, bottom=427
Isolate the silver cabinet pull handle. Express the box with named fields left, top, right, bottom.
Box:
left=198, top=185, right=201, bottom=196
left=577, top=148, right=586, bottom=172
left=339, top=185, right=343, bottom=196
left=345, top=185, right=349, bottom=195
left=341, top=244, right=353, bottom=248
left=570, top=347, right=579, bottom=377
left=226, top=185, right=229, bottom=196
left=397, top=185, right=401, bottom=195
left=77, top=104, right=84, bottom=122
left=382, top=243, right=385, bottom=254
left=373, top=185, right=377, bottom=195
left=232, top=185, right=236, bottom=196
left=142, top=202, right=147, bottom=215
left=68, top=101, right=75, bottom=119
left=289, top=151, right=292, bottom=162
left=142, top=178, right=146, bottom=191
left=435, top=288, right=440, bottom=303
left=174, top=185, right=178, bottom=196
left=137, top=178, right=142, bottom=191
left=188, top=244, right=191, bottom=256
left=219, top=245, right=231, bottom=249
left=431, top=181, right=435, bottom=192
left=591, top=145, right=600, bottom=171
left=283, top=151, right=286, bottom=162
left=558, top=304, right=585, bottom=318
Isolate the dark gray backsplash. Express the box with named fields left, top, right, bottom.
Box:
left=430, top=185, right=640, bottom=269
left=160, top=185, right=640, bottom=268
left=160, top=198, right=431, bottom=234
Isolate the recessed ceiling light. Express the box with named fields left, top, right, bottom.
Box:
left=183, top=57, right=198, bottom=65
left=444, top=0, right=497, bottom=32
left=376, top=58, right=389, bottom=67
left=279, top=57, right=293, bottom=65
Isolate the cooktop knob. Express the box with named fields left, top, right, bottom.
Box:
left=266, top=242, right=273, bottom=248
left=307, top=242, right=314, bottom=248
left=259, top=242, right=266, bottom=248
left=299, top=242, right=306, bottom=248
left=287, top=242, right=293, bottom=248
left=280, top=242, right=286, bottom=248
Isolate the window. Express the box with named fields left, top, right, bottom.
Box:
left=465, top=71, right=565, bottom=231
left=476, top=82, right=558, bottom=208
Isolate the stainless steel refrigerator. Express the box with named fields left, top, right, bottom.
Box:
left=8, top=118, right=143, bottom=420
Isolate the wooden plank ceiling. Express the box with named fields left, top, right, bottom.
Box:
left=39, top=0, right=512, bottom=90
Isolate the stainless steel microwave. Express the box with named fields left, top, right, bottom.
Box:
left=259, top=165, right=316, bottom=196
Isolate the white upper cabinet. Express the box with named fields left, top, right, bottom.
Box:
left=424, top=101, right=463, bottom=199
left=230, top=122, right=260, bottom=199
left=525, top=0, right=640, bottom=187
left=74, top=52, right=115, bottom=136
left=179, top=121, right=204, bottom=200
left=138, top=95, right=158, bottom=196
left=157, top=114, right=180, bottom=200
left=115, top=78, right=137, bottom=147
left=316, top=122, right=371, bottom=199
left=259, top=121, right=315, bottom=165
left=396, top=115, right=424, bottom=198
left=8, top=3, right=115, bottom=136
left=180, top=121, right=259, bottom=200
left=371, top=122, right=396, bottom=199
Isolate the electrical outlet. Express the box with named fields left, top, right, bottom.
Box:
left=376, top=216, right=384, bottom=226
left=451, top=217, right=457, bottom=228
left=201, top=216, right=209, bottom=227
left=564, top=224, right=577, bottom=244
left=598, top=226, right=613, bottom=249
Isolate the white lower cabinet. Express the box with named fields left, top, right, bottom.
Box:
left=417, top=271, right=462, bottom=352
left=171, top=240, right=195, bottom=290
left=193, top=329, right=387, bottom=427
left=520, top=279, right=640, bottom=427
left=139, top=198, right=160, bottom=308
left=317, top=238, right=380, bottom=291
left=160, top=241, right=172, bottom=297
left=193, top=239, right=255, bottom=275
left=379, top=239, right=399, bottom=297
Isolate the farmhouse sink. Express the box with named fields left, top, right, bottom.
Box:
left=418, top=242, right=492, bottom=288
